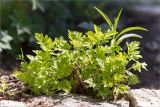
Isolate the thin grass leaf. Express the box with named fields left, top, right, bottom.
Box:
left=116, top=26, right=147, bottom=39
left=94, top=7, right=112, bottom=28
left=113, top=9, right=123, bottom=31
left=117, top=33, right=142, bottom=43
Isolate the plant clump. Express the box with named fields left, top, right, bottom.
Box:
left=14, top=7, right=147, bottom=99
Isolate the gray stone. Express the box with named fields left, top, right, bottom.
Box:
left=26, top=94, right=129, bottom=107
left=1, top=89, right=160, bottom=107
left=0, top=100, right=27, bottom=107
left=130, top=89, right=160, bottom=107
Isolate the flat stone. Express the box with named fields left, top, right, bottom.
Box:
left=26, top=94, right=129, bottom=107
left=130, top=88, right=160, bottom=107
left=1, top=89, right=159, bottom=107
left=0, top=100, right=27, bottom=107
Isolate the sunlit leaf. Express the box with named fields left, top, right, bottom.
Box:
left=117, top=33, right=142, bottom=43
left=94, top=7, right=112, bottom=28
left=113, top=9, right=122, bottom=31
left=117, top=26, right=147, bottom=38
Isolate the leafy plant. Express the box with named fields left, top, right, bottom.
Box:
left=14, top=7, right=147, bottom=99
left=0, top=0, right=109, bottom=53
left=0, top=30, right=13, bottom=52
left=0, top=79, right=8, bottom=95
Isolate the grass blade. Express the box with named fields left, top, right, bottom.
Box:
left=117, top=33, right=142, bottom=41
left=114, top=9, right=123, bottom=31
left=94, top=7, right=112, bottom=29
left=117, top=26, right=147, bottom=39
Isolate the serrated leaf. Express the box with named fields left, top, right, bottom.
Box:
left=105, top=31, right=118, bottom=38
left=142, top=62, right=147, bottom=71
left=35, top=33, right=53, bottom=51
left=84, top=78, right=96, bottom=88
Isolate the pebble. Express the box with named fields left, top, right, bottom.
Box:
left=130, top=88, right=160, bottom=107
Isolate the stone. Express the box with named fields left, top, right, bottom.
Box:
left=1, top=89, right=160, bottom=107
left=26, top=94, right=129, bottom=107
left=0, top=100, right=27, bottom=107
left=130, top=88, right=160, bottom=107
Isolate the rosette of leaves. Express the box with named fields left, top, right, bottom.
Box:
left=14, top=7, right=147, bottom=99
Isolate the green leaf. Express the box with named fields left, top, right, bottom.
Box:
left=142, top=62, right=147, bottom=71
left=35, top=33, right=53, bottom=51
left=113, top=9, right=122, bottom=31
left=117, top=33, right=142, bottom=43
left=0, top=30, right=13, bottom=52
left=27, top=55, right=35, bottom=60
left=117, top=26, right=147, bottom=39
left=31, top=0, right=44, bottom=12
left=94, top=24, right=101, bottom=33
left=127, top=41, right=142, bottom=60
left=105, top=31, right=118, bottom=38
left=128, top=74, right=139, bottom=85
left=84, top=78, right=96, bottom=88
left=94, top=7, right=112, bottom=28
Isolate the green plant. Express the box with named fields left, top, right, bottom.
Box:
left=0, top=30, right=13, bottom=52
left=0, top=79, right=8, bottom=95
left=0, top=0, right=109, bottom=54
left=14, top=7, right=147, bottom=99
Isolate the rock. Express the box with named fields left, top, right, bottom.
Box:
left=55, top=97, right=129, bottom=107
left=1, top=89, right=160, bottom=107
left=26, top=94, right=129, bottom=107
left=130, top=88, right=160, bottom=107
left=0, top=100, right=27, bottom=107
